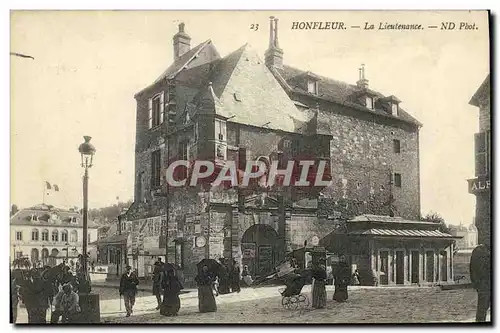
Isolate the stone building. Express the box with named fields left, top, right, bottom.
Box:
left=10, top=204, right=99, bottom=266
left=467, top=74, right=491, bottom=246
left=120, top=18, right=422, bottom=285
left=448, top=223, right=478, bottom=250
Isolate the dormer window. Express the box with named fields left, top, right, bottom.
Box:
left=366, top=97, right=374, bottom=110
left=303, top=71, right=320, bottom=95
left=307, top=80, right=318, bottom=95
left=391, top=103, right=399, bottom=116
left=32, top=215, right=38, bottom=221
left=378, top=95, right=401, bottom=116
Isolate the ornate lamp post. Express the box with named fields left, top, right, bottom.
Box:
left=78, top=136, right=95, bottom=288
left=77, top=136, right=100, bottom=323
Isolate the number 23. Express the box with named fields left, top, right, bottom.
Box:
left=250, top=24, right=259, bottom=31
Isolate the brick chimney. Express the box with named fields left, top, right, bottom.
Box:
left=173, top=22, right=191, bottom=61
left=265, top=16, right=284, bottom=69
left=356, top=64, right=369, bottom=89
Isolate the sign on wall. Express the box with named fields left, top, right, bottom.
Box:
left=468, top=176, right=490, bottom=194
left=242, top=243, right=256, bottom=258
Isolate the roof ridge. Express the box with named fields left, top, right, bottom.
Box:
left=283, top=64, right=356, bottom=87
left=278, top=65, right=422, bottom=127
left=166, top=39, right=213, bottom=80
left=135, top=40, right=214, bottom=97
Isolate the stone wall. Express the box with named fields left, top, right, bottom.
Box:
left=314, top=103, right=420, bottom=219
left=479, top=103, right=490, bottom=132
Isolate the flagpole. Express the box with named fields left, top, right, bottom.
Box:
left=42, top=181, right=45, bottom=205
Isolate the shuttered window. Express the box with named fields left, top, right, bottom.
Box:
left=215, top=119, right=226, bottom=141
left=475, top=131, right=490, bottom=176
left=148, top=92, right=165, bottom=129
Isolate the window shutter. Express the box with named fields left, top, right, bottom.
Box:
left=148, top=98, right=153, bottom=129
left=474, top=132, right=488, bottom=176
left=160, top=92, right=165, bottom=124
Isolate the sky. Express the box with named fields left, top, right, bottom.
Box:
left=10, top=10, right=489, bottom=225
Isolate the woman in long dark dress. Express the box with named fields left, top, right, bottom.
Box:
left=332, top=255, right=351, bottom=302
left=195, top=265, right=217, bottom=313
left=160, top=269, right=183, bottom=316
left=311, top=264, right=327, bottom=309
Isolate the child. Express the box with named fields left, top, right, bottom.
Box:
left=212, top=275, right=220, bottom=296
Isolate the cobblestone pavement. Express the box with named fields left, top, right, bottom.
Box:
left=103, top=286, right=489, bottom=324
left=15, top=286, right=490, bottom=324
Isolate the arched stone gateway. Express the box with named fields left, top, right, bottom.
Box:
left=241, top=224, right=279, bottom=279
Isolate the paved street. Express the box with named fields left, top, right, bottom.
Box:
left=102, top=286, right=487, bottom=324
left=14, top=285, right=490, bottom=324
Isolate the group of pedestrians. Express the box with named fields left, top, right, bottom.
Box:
left=310, top=254, right=354, bottom=309
left=214, top=258, right=241, bottom=295
left=10, top=269, right=82, bottom=324
left=121, top=258, right=185, bottom=318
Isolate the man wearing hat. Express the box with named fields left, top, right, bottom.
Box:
left=119, top=265, right=140, bottom=317
left=152, top=258, right=164, bottom=310
left=50, top=284, right=80, bottom=323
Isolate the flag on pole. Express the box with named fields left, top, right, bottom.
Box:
left=53, top=185, right=60, bottom=192
left=45, top=181, right=51, bottom=190
left=10, top=52, right=34, bottom=60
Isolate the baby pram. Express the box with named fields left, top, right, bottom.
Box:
left=278, top=273, right=310, bottom=310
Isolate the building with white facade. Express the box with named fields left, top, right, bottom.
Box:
left=449, top=224, right=478, bottom=250
left=10, top=204, right=99, bottom=266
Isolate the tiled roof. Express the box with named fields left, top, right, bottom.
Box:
left=469, top=74, right=490, bottom=107
left=349, top=214, right=437, bottom=226
left=274, top=65, right=421, bottom=127
left=155, top=40, right=213, bottom=83
left=189, top=44, right=315, bottom=134
left=10, top=207, right=99, bottom=228
left=349, top=228, right=456, bottom=238
left=135, top=40, right=216, bottom=97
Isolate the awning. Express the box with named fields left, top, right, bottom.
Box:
left=349, top=228, right=457, bottom=239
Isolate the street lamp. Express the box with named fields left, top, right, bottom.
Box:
left=77, top=136, right=100, bottom=323
left=78, top=136, right=95, bottom=283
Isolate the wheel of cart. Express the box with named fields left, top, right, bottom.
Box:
left=278, top=288, right=310, bottom=310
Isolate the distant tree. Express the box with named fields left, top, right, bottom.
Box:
left=10, top=204, right=19, bottom=216
left=88, top=200, right=133, bottom=224
left=421, top=212, right=457, bottom=253
left=421, top=212, right=452, bottom=234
